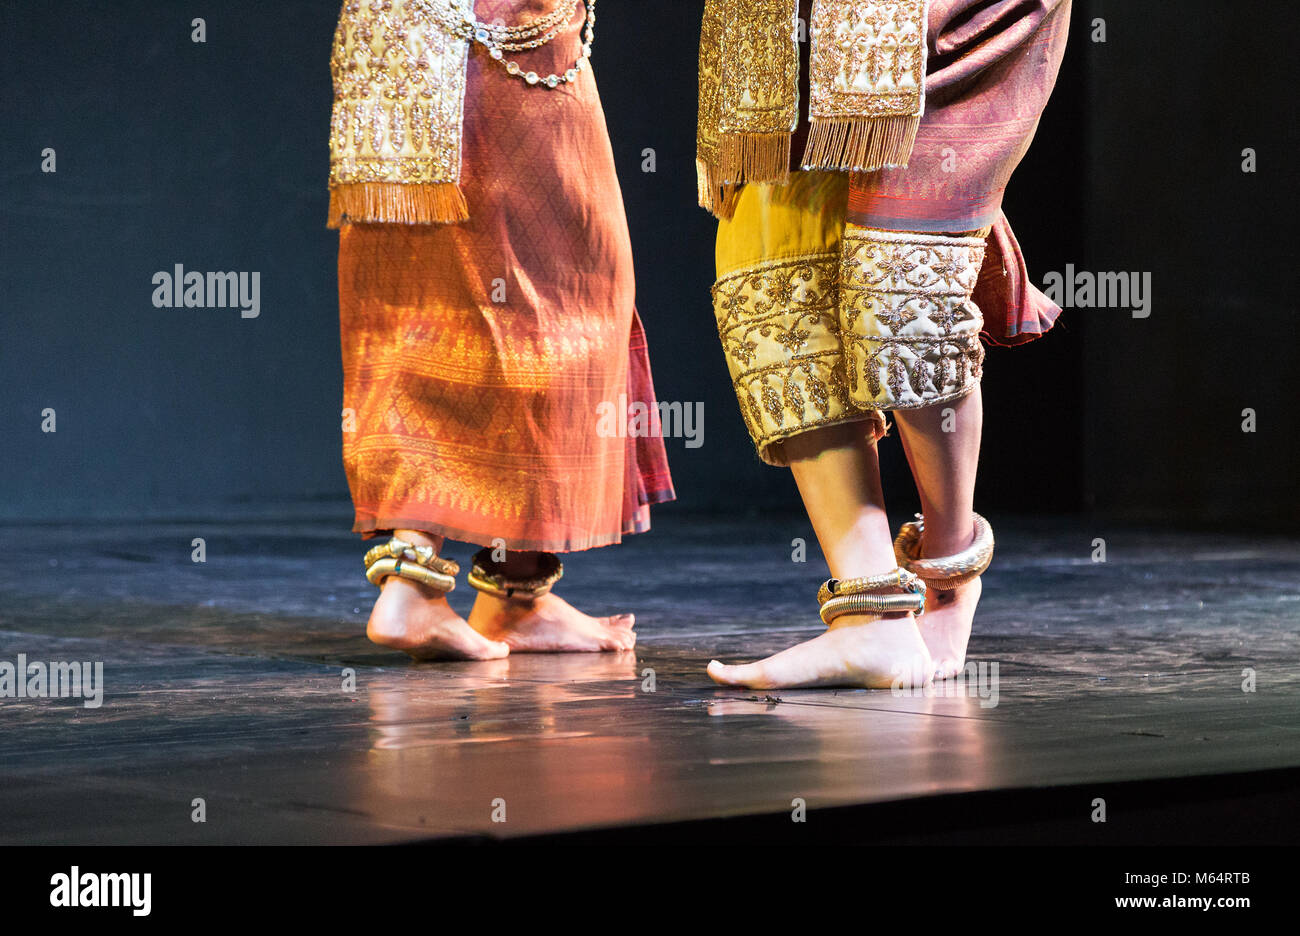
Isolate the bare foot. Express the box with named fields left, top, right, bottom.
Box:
left=916, top=576, right=982, bottom=680
left=706, top=612, right=933, bottom=690
left=468, top=591, right=636, bottom=653
left=367, top=576, right=510, bottom=661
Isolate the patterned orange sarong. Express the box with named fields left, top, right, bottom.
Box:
left=337, top=0, right=674, bottom=553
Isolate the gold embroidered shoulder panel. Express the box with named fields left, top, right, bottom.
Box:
left=328, top=0, right=473, bottom=226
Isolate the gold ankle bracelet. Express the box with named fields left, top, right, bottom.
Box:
left=893, top=513, right=995, bottom=591
left=817, top=568, right=927, bottom=626
left=363, top=537, right=460, bottom=592
left=467, top=548, right=563, bottom=600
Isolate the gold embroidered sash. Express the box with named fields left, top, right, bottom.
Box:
left=698, top=0, right=928, bottom=217
left=327, top=0, right=473, bottom=227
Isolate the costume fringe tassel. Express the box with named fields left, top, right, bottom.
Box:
left=696, top=157, right=721, bottom=212
left=716, top=185, right=742, bottom=220
left=801, top=114, right=921, bottom=173
left=697, top=132, right=789, bottom=220
left=696, top=158, right=746, bottom=221
left=718, top=132, right=791, bottom=187
left=696, top=159, right=748, bottom=223
left=327, top=181, right=469, bottom=227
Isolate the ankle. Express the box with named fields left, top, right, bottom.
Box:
left=380, top=574, right=449, bottom=604
left=499, top=551, right=546, bottom=578
left=826, top=610, right=914, bottom=632
left=393, top=528, right=444, bottom=551
left=472, top=590, right=543, bottom=615
left=920, top=522, right=976, bottom=559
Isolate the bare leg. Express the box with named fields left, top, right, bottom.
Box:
left=706, top=420, right=932, bottom=689
left=468, top=550, right=636, bottom=653
left=366, top=529, right=510, bottom=661
left=892, top=384, right=984, bottom=679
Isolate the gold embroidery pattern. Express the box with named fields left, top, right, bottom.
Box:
left=698, top=0, right=929, bottom=208
left=697, top=0, right=801, bottom=210
left=717, top=0, right=801, bottom=135
left=713, top=253, right=882, bottom=463
left=808, top=0, right=926, bottom=120
left=839, top=225, right=986, bottom=409
left=328, top=0, right=472, bottom=187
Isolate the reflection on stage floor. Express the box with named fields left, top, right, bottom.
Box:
left=1, top=514, right=1297, bottom=844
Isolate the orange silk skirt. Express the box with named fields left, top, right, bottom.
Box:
left=336, top=0, right=674, bottom=553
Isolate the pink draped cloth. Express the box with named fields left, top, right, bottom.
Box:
left=846, top=0, right=1073, bottom=345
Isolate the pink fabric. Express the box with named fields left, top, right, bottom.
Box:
left=975, top=212, right=1061, bottom=346
left=846, top=0, right=1073, bottom=344
left=623, top=309, right=678, bottom=532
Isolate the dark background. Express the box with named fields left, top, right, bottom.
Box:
left=1, top=1, right=1295, bottom=529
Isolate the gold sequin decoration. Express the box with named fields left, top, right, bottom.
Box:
left=808, top=0, right=926, bottom=120
left=712, top=252, right=884, bottom=464
left=717, top=0, right=801, bottom=135
left=839, top=225, right=987, bottom=409
left=328, top=0, right=472, bottom=187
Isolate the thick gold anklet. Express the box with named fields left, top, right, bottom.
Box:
left=467, top=548, right=563, bottom=600
left=893, top=513, right=994, bottom=591
left=363, top=537, right=460, bottom=592
left=817, top=568, right=926, bottom=626
left=816, top=568, right=924, bottom=606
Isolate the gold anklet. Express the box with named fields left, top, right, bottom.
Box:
left=817, top=568, right=926, bottom=625
left=364, top=557, right=457, bottom=592
left=816, top=567, right=924, bottom=606
left=467, top=548, right=563, bottom=600
left=363, top=537, right=460, bottom=591
left=893, top=513, right=994, bottom=591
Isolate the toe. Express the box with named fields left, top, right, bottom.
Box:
left=596, top=631, right=634, bottom=652
left=599, top=615, right=635, bottom=650
left=463, top=629, right=511, bottom=660
left=603, top=613, right=635, bottom=630
left=707, top=659, right=762, bottom=687
left=932, top=658, right=959, bottom=680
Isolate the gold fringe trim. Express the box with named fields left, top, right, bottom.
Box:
left=716, top=184, right=743, bottom=221
left=696, top=156, right=722, bottom=212
left=696, top=158, right=745, bottom=220
left=801, top=114, right=921, bottom=173
left=696, top=132, right=788, bottom=219
left=718, top=132, right=791, bottom=187
left=326, top=181, right=469, bottom=228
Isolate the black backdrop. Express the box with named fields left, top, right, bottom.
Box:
left=1, top=1, right=1294, bottom=529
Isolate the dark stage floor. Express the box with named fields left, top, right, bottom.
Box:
left=1, top=513, right=1298, bottom=844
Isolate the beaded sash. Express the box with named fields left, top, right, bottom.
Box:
left=697, top=0, right=928, bottom=218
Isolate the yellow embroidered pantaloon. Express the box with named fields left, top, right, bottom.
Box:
left=712, top=172, right=989, bottom=466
